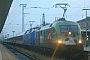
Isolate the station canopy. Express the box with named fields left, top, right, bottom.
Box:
left=0, top=0, right=13, bottom=33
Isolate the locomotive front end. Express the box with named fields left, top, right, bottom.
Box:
left=53, top=21, right=83, bottom=53
left=58, top=37, right=83, bottom=52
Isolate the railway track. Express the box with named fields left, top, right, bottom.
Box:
left=2, top=43, right=38, bottom=60
left=3, top=43, right=89, bottom=60
left=3, top=43, right=63, bottom=60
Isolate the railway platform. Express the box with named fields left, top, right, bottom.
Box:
left=84, top=46, right=90, bottom=60
left=0, top=43, right=19, bottom=60
left=84, top=46, right=90, bottom=51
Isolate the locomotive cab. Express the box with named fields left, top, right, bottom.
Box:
left=50, top=21, right=83, bottom=52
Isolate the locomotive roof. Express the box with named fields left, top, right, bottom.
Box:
left=53, top=20, right=78, bottom=24
left=40, top=24, right=51, bottom=30
left=16, top=32, right=25, bottom=36
left=38, top=21, right=78, bottom=31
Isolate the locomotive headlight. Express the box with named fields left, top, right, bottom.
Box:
left=69, top=32, right=71, bottom=35
left=78, top=40, right=82, bottom=43
left=58, top=40, right=62, bottom=44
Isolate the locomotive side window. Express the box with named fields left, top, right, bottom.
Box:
left=52, top=27, right=55, bottom=33
left=40, top=31, right=42, bottom=36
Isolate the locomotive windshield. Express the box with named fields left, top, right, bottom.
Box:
left=60, top=25, right=78, bottom=34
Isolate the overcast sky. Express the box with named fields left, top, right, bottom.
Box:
left=1, top=0, right=90, bottom=38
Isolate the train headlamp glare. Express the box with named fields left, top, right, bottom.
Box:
left=58, top=40, right=62, bottom=44
left=69, top=32, right=71, bottom=35
left=78, top=40, right=82, bottom=43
